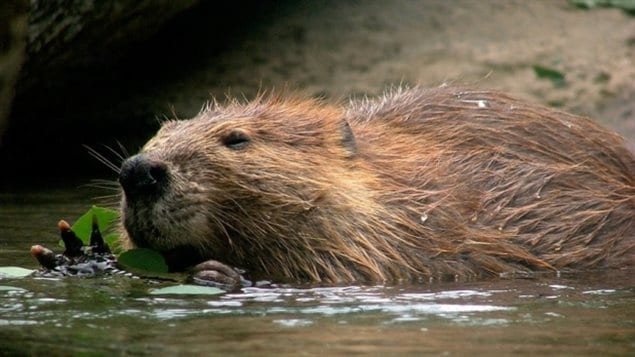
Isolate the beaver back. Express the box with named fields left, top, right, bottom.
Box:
left=120, top=86, right=635, bottom=283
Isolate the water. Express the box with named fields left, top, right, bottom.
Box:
left=1, top=188, right=634, bottom=355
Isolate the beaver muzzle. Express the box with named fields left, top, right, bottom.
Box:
left=119, top=154, right=169, bottom=201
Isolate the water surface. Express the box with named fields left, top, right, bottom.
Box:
left=1, top=188, right=633, bottom=355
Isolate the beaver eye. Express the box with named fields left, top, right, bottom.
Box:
left=222, top=129, right=251, bottom=150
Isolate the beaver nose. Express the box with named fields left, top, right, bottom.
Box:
left=119, top=154, right=168, bottom=198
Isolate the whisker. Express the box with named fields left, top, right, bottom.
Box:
left=88, top=178, right=120, bottom=186
left=80, top=144, right=127, bottom=212
left=84, top=145, right=120, bottom=173
left=101, top=144, right=126, bottom=163
left=92, top=195, right=121, bottom=203
left=91, top=191, right=121, bottom=198
left=116, top=141, right=130, bottom=158
left=83, top=179, right=121, bottom=191
left=85, top=185, right=120, bottom=192
left=92, top=199, right=121, bottom=211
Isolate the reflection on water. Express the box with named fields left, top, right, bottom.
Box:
left=0, top=188, right=634, bottom=355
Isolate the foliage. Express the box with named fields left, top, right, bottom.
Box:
left=0, top=267, right=34, bottom=278
left=533, top=65, right=566, bottom=87
left=57, top=205, right=120, bottom=251
left=571, top=0, right=635, bottom=14
left=59, top=206, right=171, bottom=275
left=117, top=248, right=169, bottom=274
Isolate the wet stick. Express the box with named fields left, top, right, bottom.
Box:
left=89, top=215, right=110, bottom=254
left=59, top=220, right=84, bottom=257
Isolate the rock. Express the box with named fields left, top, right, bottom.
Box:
left=0, top=0, right=28, bottom=144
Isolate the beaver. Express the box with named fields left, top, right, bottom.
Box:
left=118, top=86, right=635, bottom=286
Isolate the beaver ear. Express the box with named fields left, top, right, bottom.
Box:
left=340, top=119, right=357, bottom=158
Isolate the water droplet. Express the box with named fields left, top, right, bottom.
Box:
left=460, top=99, right=490, bottom=108
left=559, top=119, right=573, bottom=128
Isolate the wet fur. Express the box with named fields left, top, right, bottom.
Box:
left=121, top=86, right=635, bottom=283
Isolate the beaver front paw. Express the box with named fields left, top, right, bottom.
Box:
left=190, top=260, right=244, bottom=291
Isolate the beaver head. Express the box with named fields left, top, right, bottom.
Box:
left=118, top=97, right=377, bottom=280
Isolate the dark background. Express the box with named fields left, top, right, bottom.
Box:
left=1, top=0, right=633, bottom=187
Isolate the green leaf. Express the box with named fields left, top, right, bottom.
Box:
left=533, top=65, right=566, bottom=87
left=0, top=285, right=28, bottom=292
left=117, top=248, right=169, bottom=274
left=59, top=206, right=119, bottom=248
left=0, top=266, right=35, bottom=278
left=71, top=206, right=119, bottom=243
left=149, top=284, right=225, bottom=296
left=105, top=233, right=124, bottom=254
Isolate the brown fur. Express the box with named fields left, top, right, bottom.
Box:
left=120, top=86, right=635, bottom=283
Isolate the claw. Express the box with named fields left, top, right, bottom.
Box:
left=190, top=260, right=242, bottom=291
